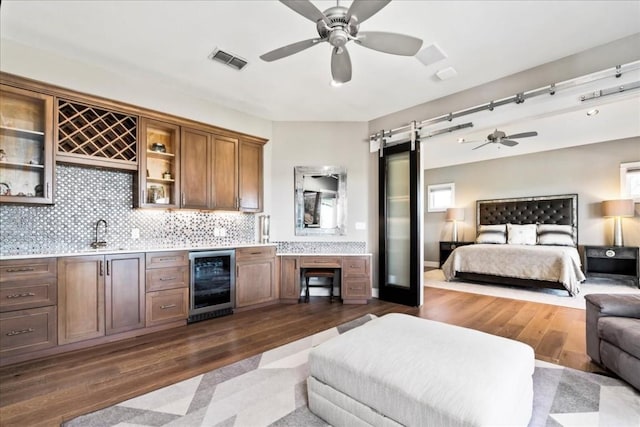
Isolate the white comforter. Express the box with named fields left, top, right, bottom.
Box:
left=441, top=244, right=586, bottom=295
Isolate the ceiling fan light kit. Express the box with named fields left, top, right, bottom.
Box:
left=260, top=0, right=423, bottom=84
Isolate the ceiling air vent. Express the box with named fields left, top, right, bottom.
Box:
left=209, top=48, right=248, bottom=71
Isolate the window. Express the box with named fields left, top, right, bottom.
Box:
left=427, top=183, right=455, bottom=212
left=620, top=161, right=640, bottom=202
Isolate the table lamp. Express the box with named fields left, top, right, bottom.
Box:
left=602, top=199, right=634, bottom=246
left=446, top=207, right=465, bottom=242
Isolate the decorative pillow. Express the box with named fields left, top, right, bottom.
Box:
left=507, top=223, right=537, bottom=245
left=537, top=224, right=575, bottom=246
left=476, top=224, right=507, bottom=244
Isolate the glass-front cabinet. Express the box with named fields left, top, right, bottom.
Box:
left=0, top=85, right=54, bottom=204
left=138, top=117, right=180, bottom=208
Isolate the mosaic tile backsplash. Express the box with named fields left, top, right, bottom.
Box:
left=275, top=241, right=366, bottom=254
left=0, top=164, right=256, bottom=256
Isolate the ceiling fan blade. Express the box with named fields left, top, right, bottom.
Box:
left=279, top=0, right=329, bottom=24
left=355, top=31, right=423, bottom=56
left=499, top=139, right=519, bottom=147
left=331, top=47, right=352, bottom=84
left=260, top=38, right=323, bottom=62
left=506, top=131, right=538, bottom=139
left=472, top=141, right=493, bottom=150
left=347, top=0, right=391, bottom=24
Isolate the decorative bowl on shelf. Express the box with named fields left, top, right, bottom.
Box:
left=150, top=143, right=166, bottom=153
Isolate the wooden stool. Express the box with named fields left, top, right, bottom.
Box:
left=303, top=269, right=337, bottom=303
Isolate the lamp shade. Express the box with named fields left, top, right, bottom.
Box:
left=446, top=207, right=465, bottom=221
left=602, top=199, right=634, bottom=217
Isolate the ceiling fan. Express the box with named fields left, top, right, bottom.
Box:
left=462, top=129, right=538, bottom=150
left=260, top=0, right=423, bottom=84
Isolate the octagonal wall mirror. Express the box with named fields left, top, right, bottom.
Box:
left=294, top=166, right=347, bottom=236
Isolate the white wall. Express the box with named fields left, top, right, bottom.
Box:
left=0, top=38, right=272, bottom=140
left=269, top=122, right=370, bottom=244
left=423, top=137, right=640, bottom=263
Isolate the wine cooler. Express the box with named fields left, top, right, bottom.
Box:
left=188, top=250, right=235, bottom=323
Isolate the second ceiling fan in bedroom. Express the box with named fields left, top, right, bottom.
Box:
left=260, top=0, right=423, bottom=84
left=462, top=129, right=539, bottom=150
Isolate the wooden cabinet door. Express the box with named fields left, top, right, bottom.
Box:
left=180, top=128, right=210, bottom=209
left=105, top=253, right=145, bottom=335
left=212, top=135, right=238, bottom=210
left=239, top=139, right=263, bottom=212
left=341, top=256, right=371, bottom=304
left=146, top=288, right=188, bottom=327
left=279, top=256, right=300, bottom=302
left=236, top=258, right=276, bottom=308
left=0, top=85, right=55, bottom=205
left=57, top=256, right=104, bottom=345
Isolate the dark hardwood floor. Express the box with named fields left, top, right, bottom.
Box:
left=0, top=287, right=601, bottom=427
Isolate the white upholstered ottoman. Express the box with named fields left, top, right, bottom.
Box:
left=308, top=313, right=534, bottom=427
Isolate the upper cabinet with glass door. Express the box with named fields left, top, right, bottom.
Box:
left=138, top=118, right=180, bottom=208
left=0, top=85, right=54, bottom=204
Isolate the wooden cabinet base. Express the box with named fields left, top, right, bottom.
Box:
left=0, top=319, right=185, bottom=367
left=0, top=306, right=57, bottom=357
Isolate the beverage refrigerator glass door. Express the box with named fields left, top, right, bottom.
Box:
left=188, top=250, right=235, bottom=322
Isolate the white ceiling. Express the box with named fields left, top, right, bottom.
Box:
left=1, top=0, right=639, bottom=122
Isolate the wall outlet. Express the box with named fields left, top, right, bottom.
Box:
left=131, top=228, right=140, bottom=240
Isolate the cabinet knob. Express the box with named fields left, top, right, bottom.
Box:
left=605, top=249, right=615, bottom=257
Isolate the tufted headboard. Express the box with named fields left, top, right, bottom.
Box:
left=476, top=194, right=578, bottom=245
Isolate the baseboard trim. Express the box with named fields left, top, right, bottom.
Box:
left=424, top=261, right=439, bottom=268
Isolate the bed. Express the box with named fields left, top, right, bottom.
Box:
left=441, top=194, right=586, bottom=296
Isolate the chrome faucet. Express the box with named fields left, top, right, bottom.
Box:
left=91, top=219, right=108, bottom=249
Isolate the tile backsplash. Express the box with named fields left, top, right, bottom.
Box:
left=275, top=241, right=366, bottom=254
left=0, top=164, right=255, bottom=256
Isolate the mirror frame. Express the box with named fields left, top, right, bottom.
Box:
left=294, top=166, right=347, bottom=236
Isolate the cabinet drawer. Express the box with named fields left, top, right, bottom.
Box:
left=300, top=257, right=342, bottom=268
left=146, top=288, right=188, bottom=327
left=0, top=258, right=56, bottom=282
left=236, top=246, right=276, bottom=262
left=0, top=306, right=57, bottom=356
left=146, top=251, right=189, bottom=269
left=0, top=278, right=57, bottom=312
left=146, top=266, right=189, bottom=292
left=585, top=247, right=638, bottom=260
left=342, top=257, right=370, bottom=277
left=343, top=278, right=370, bottom=299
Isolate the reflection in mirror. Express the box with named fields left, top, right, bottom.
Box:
left=295, top=166, right=347, bottom=236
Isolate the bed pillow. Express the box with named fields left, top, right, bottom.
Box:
left=537, top=224, right=575, bottom=246
left=507, top=223, right=538, bottom=245
left=476, top=224, right=507, bottom=244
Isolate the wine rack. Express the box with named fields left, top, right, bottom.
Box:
left=57, top=99, right=137, bottom=170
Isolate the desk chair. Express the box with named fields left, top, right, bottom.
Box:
left=303, top=269, right=337, bottom=303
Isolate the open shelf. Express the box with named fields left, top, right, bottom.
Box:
left=0, top=161, right=45, bottom=169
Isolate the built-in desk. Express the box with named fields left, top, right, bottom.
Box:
left=278, top=254, right=372, bottom=305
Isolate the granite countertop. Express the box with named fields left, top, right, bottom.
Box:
left=0, top=243, right=278, bottom=261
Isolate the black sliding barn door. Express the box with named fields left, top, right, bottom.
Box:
left=378, top=138, right=422, bottom=307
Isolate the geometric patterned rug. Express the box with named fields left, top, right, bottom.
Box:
left=64, top=314, right=640, bottom=427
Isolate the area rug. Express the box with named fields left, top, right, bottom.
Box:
left=65, top=314, right=640, bottom=427
left=425, top=269, right=640, bottom=309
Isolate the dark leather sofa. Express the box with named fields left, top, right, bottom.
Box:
left=585, top=293, right=640, bottom=391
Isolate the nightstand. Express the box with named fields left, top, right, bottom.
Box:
left=583, top=246, right=639, bottom=287
left=439, top=241, right=474, bottom=267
